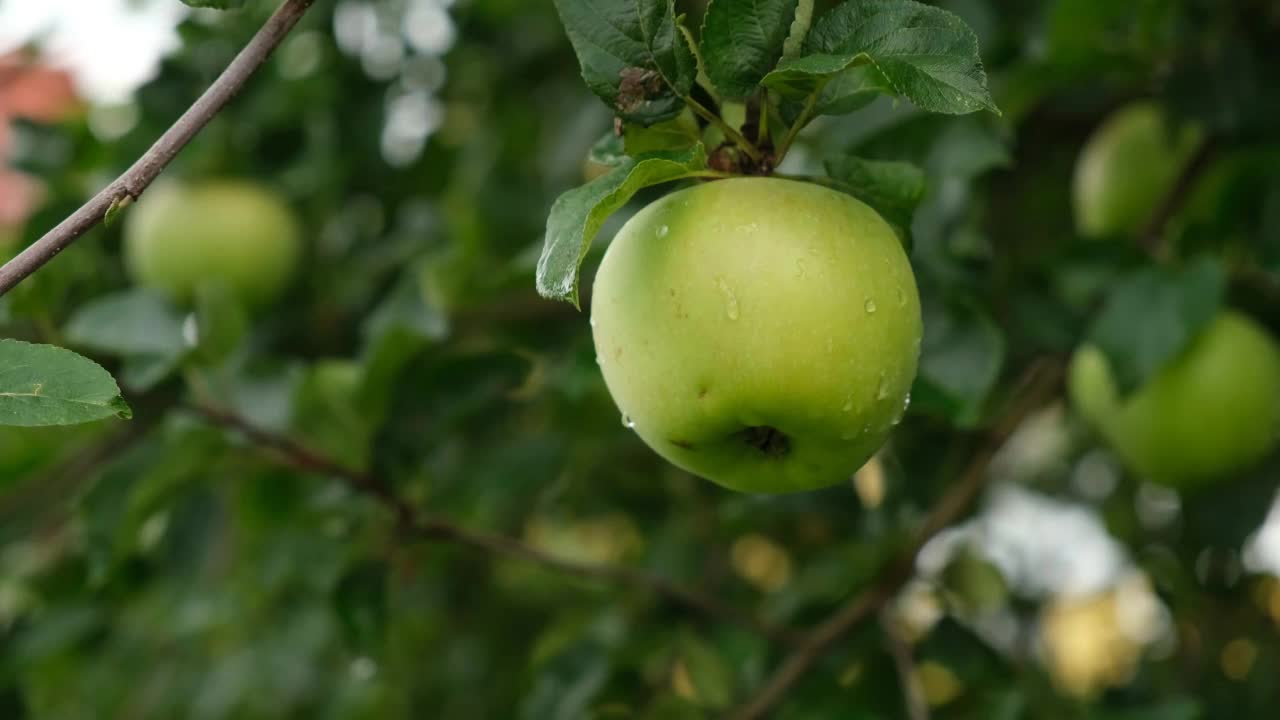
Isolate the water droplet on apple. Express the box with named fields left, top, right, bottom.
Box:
left=876, top=374, right=890, bottom=400
left=842, top=395, right=854, bottom=412
left=896, top=287, right=907, bottom=307
left=794, top=258, right=807, bottom=278
left=589, top=318, right=596, bottom=328
left=715, top=276, right=739, bottom=320
left=864, top=299, right=877, bottom=314
left=656, top=224, right=669, bottom=238
left=621, top=413, right=636, bottom=429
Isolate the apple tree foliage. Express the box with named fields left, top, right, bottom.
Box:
left=2, top=0, right=1280, bottom=717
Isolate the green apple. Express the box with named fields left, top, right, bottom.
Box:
left=124, top=180, right=301, bottom=306
left=1069, top=311, right=1280, bottom=488
left=590, top=177, right=922, bottom=493
left=1072, top=102, right=1201, bottom=238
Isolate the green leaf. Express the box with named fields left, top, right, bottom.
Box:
left=63, top=289, right=186, bottom=358
left=678, top=633, right=734, bottom=710
left=699, top=0, right=799, bottom=98
left=294, top=359, right=370, bottom=469
left=553, top=0, right=696, bottom=124
left=520, top=642, right=611, bottom=720
left=763, top=52, right=872, bottom=99
left=179, top=0, right=247, bottom=8
left=823, top=155, right=926, bottom=236
left=763, top=0, right=997, bottom=116
left=590, top=131, right=627, bottom=168
left=334, top=560, right=389, bottom=652
left=63, top=290, right=188, bottom=392
left=190, top=283, right=249, bottom=367
left=782, top=0, right=815, bottom=59
left=912, top=295, right=1005, bottom=427
left=624, top=109, right=701, bottom=155
left=120, top=353, right=181, bottom=393
left=0, top=340, right=132, bottom=427
left=536, top=143, right=708, bottom=306
left=810, top=64, right=893, bottom=116
left=104, top=195, right=132, bottom=227
left=1088, top=258, right=1226, bottom=396
left=363, top=264, right=450, bottom=344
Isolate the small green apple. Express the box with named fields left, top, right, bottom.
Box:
left=1072, top=102, right=1201, bottom=238
left=1069, top=311, right=1280, bottom=488
left=125, top=180, right=301, bottom=306
left=590, top=177, right=922, bottom=493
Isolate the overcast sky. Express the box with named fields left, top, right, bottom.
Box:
left=0, top=0, right=187, bottom=104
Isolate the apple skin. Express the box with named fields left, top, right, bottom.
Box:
left=124, top=181, right=301, bottom=306
left=1069, top=311, right=1280, bottom=489
left=590, top=177, right=922, bottom=493
left=1072, top=102, right=1201, bottom=238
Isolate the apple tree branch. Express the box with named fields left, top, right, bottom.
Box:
left=0, top=0, right=317, bottom=296
left=185, top=403, right=803, bottom=647
left=728, top=358, right=1064, bottom=720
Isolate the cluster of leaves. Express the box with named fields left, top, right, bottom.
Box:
left=2, top=0, right=1280, bottom=718
left=538, top=0, right=996, bottom=306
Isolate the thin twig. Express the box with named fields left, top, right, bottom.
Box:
left=0, top=0, right=317, bottom=297
left=185, top=403, right=801, bottom=646
left=774, top=87, right=822, bottom=164
left=1137, top=137, right=1217, bottom=258
left=757, top=94, right=769, bottom=147
left=728, top=358, right=1064, bottom=720
left=880, top=607, right=929, bottom=720
left=687, top=96, right=765, bottom=164
left=186, top=404, right=412, bottom=525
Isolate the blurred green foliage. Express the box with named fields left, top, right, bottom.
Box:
left=3, top=0, right=1280, bottom=718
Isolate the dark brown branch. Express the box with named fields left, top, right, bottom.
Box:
left=186, top=404, right=413, bottom=526
left=1137, top=137, right=1217, bottom=258
left=185, top=403, right=801, bottom=646
left=0, top=0, right=316, bottom=297
left=729, top=358, right=1064, bottom=720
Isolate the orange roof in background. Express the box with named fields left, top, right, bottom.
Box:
left=0, top=53, right=79, bottom=226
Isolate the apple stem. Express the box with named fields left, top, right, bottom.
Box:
left=686, top=96, right=766, bottom=165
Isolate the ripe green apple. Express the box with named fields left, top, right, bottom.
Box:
left=1072, top=102, right=1201, bottom=238
left=590, top=177, right=922, bottom=493
left=124, top=180, right=301, bottom=306
left=1069, top=311, right=1280, bottom=488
